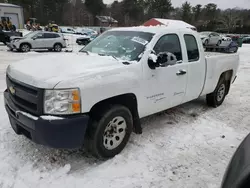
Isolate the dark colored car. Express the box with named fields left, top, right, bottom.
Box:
left=221, top=133, right=250, bottom=188
left=0, top=30, right=22, bottom=45
left=76, top=36, right=91, bottom=45
left=243, top=37, right=250, bottom=44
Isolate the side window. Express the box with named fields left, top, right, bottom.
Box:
left=54, top=34, right=60, bottom=38
left=153, top=34, right=182, bottom=61
left=44, top=33, right=56, bottom=38
left=184, top=34, right=199, bottom=62
left=35, top=33, right=44, bottom=39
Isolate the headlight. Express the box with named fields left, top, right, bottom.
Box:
left=44, top=88, right=81, bottom=115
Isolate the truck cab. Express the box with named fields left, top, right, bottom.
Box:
left=4, top=26, right=239, bottom=158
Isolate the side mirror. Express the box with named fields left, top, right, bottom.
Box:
left=148, top=52, right=178, bottom=69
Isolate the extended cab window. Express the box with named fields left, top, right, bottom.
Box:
left=153, top=34, right=182, bottom=61
left=184, top=34, right=199, bottom=62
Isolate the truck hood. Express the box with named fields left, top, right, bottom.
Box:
left=7, top=53, right=131, bottom=88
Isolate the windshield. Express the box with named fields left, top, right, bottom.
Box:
left=80, top=30, right=154, bottom=61
left=23, top=31, right=37, bottom=38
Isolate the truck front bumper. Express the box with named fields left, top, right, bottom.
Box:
left=4, top=90, right=89, bottom=149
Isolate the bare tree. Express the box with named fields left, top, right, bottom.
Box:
left=219, top=9, right=239, bottom=33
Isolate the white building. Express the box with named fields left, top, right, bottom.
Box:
left=0, top=3, right=24, bottom=29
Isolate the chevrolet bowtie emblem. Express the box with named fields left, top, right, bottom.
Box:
left=9, top=86, right=15, bottom=95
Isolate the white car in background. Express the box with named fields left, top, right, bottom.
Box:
left=200, top=31, right=223, bottom=46
left=7, top=31, right=67, bottom=52
left=60, top=27, right=76, bottom=34
left=221, top=36, right=232, bottom=41
left=75, top=27, right=98, bottom=36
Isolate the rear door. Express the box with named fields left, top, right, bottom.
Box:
left=181, top=32, right=206, bottom=103
left=43, top=33, right=56, bottom=48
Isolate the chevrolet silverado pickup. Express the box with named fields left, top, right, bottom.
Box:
left=4, top=26, right=239, bottom=158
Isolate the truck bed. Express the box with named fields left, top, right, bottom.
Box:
left=204, top=51, right=238, bottom=57
left=201, top=51, right=239, bottom=96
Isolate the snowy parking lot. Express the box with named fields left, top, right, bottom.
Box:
left=0, top=41, right=250, bottom=188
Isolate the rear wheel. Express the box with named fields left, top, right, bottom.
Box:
left=85, top=105, right=133, bottom=158
left=217, top=40, right=222, bottom=46
left=206, top=78, right=228, bottom=107
left=54, top=43, right=62, bottom=52
left=20, top=44, right=31, bottom=52
left=204, top=39, right=209, bottom=45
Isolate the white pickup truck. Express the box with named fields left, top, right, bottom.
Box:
left=4, top=26, right=239, bottom=158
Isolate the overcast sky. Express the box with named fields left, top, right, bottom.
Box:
left=103, top=0, right=249, bottom=9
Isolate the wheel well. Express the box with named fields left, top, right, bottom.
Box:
left=89, top=93, right=142, bottom=134
left=20, top=42, right=31, bottom=48
left=54, top=43, right=62, bottom=47
left=219, top=70, right=233, bottom=95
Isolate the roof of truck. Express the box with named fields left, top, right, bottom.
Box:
left=0, top=3, right=21, bottom=8
left=111, top=25, right=195, bottom=34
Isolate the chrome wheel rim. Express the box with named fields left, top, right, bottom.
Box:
left=55, top=45, right=61, bottom=51
left=217, top=84, right=226, bottom=102
left=103, top=116, right=127, bottom=150
left=22, top=45, right=29, bottom=52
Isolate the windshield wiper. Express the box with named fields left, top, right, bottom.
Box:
left=98, top=53, right=118, bottom=61
left=80, top=50, right=89, bottom=55
left=98, top=53, right=131, bottom=65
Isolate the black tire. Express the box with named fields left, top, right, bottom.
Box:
left=85, top=105, right=133, bottom=158
left=217, top=40, right=222, bottom=46
left=20, top=43, right=31, bottom=52
left=54, top=43, right=62, bottom=52
left=206, top=78, right=228, bottom=107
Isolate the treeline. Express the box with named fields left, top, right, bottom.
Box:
left=1, top=0, right=250, bottom=33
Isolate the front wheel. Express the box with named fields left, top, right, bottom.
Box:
left=206, top=78, right=228, bottom=107
left=85, top=105, right=133, bottom=158
left=20, top=44, right=30, bottom=52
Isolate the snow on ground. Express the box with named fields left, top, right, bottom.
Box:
left=0, top=42, right=250, bottom=188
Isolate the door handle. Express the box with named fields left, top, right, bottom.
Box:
left=176, top=69, right=187, bottom=76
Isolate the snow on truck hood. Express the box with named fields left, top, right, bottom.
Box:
left=7, top=53, right=129, bottom=88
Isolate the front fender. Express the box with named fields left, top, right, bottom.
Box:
left=55, top=65, right=142, bottom=113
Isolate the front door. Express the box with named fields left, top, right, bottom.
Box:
left=141, top=33, right=188, bottom=117
left=32, top=32, right=45, bottom=48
